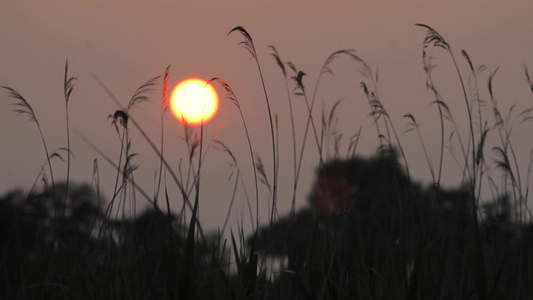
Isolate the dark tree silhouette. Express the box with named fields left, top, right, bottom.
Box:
left=0, top=182, right=225, bottom=299
left=251, top=148, right=530, bottom=298
left=0, top=182, right=107, bottom=294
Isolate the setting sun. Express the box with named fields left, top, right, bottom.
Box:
left=169, top=78, right=219, bottom=126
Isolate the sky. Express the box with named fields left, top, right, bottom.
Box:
left=2, top=0, right=533, bottom=232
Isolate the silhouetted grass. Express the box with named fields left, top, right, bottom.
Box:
left=1, top=24, right=533, bottom=299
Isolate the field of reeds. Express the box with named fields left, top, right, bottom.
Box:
left=1, top=24, right=533, bottom=299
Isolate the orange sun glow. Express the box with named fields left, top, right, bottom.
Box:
left=169, top=78, right=219, bottom=126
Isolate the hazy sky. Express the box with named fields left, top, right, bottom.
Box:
left=2, top=0, right=533, bottom=231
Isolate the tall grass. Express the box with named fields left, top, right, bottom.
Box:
left=1, top=24, right=533, bottom=299
left=229, top=26, right=279, bottom=223
left=62, top=60, right=77, bottom=219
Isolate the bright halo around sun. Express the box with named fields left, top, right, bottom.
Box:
left=169, top=78, right=219, bottom=126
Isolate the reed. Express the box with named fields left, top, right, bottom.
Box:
left=1, top=24, right=533, bottom=299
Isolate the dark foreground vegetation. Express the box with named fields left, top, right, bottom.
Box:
left=2, top=24, right=533, bottom=299
left=2, top=152, right=533, bottom=299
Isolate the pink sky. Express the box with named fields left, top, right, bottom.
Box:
left=1, top=0, right=533, bottom=230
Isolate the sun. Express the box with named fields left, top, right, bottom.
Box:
left=169, top=78, right=219, bottom=126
